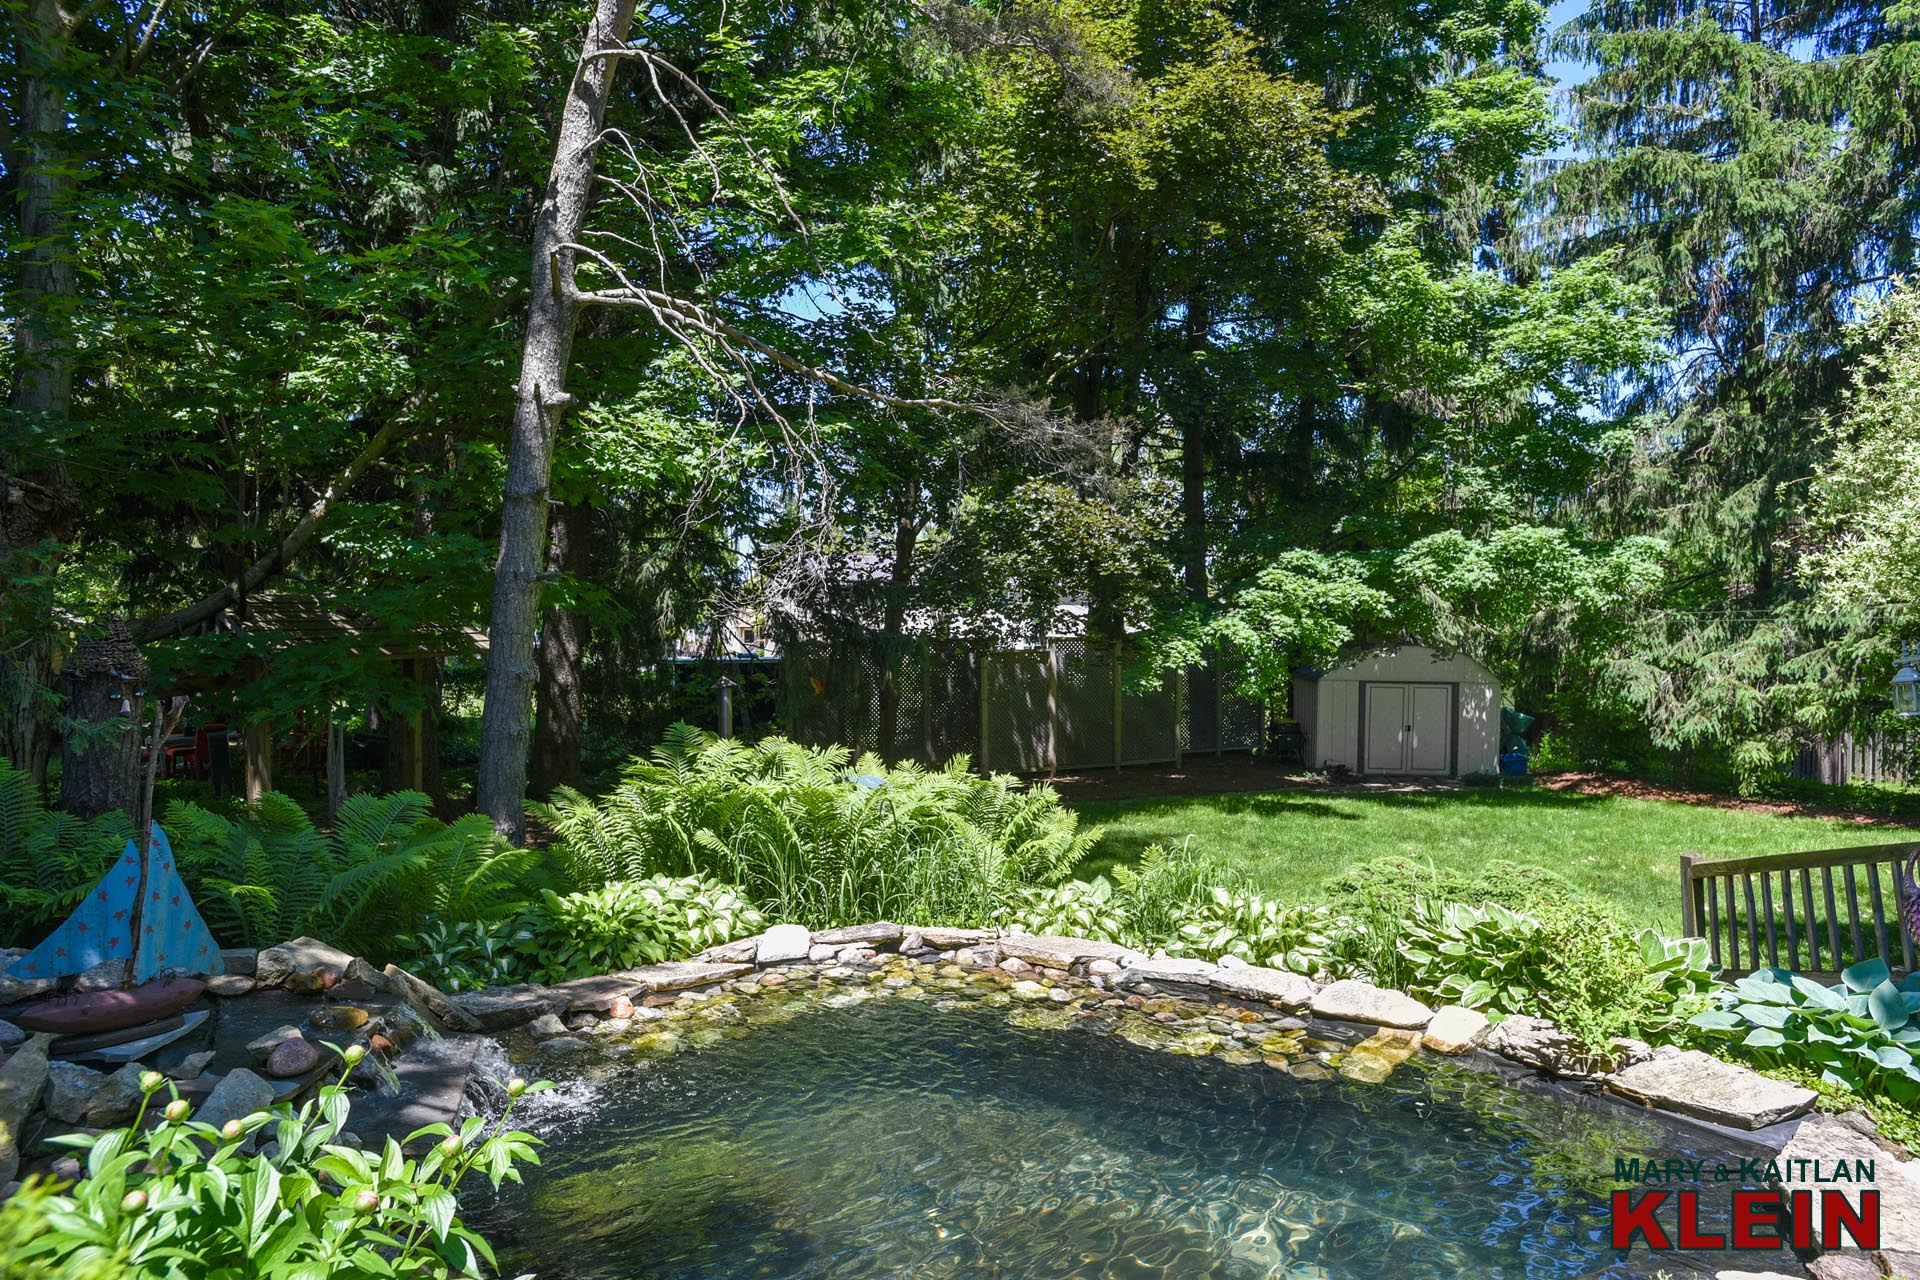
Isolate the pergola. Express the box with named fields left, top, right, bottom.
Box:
left=190, top=595, right=486, bottom=806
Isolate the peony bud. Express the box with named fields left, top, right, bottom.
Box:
left=139, top=1070, right=165, bottom=1095
left=120, top=1190, right=147, bottom=1214
left=163, top=1099, right=190, bottom=1123
left=221, top=1119, right=243, bottom=1141
left=439, top=1134, right=462, bottom=1158
left=342, top=1044, right=366, bottom=1067
left=355, top=1190, right=379, bottom=1214
left=505, top=1077, right=527, bottom=1099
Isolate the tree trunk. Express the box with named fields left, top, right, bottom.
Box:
left=2, top=0, right=84, bottom=789
left=474, top=0, right=639, bottom=841
left=876, top=501, right=919, bottom=765
left=531, top=500, right=591, bottom=797
left=57, top=674, right=141, bottom=820
left=1178, top=297, right=1211, bottom=602
left=383, top=659, right=446, bottom=808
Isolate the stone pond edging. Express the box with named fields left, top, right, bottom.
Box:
left=4, top=921, right=1914, bottom=1279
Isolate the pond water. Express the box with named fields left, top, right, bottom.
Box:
left=474, top=998, right=1801, bottom=1280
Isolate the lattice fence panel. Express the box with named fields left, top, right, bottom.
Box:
left=1121, top=675, right=1177, bottom=765
left=1054, top=640, right=1116, bottom=770
left=984, top=650, right=1051, bottom=773
left=1183, top=664, right=1219, bottom=754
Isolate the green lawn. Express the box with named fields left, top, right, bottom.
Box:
left=1067, top=785, right=1904, bottom=931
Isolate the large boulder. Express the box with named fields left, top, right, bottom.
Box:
left=1605, top=1051, right=1815, bottom=1130
left=382, top=964, right=483, bottom=1032
left=1421, top=1006, right=1490, bottom=1055
left=1309, top=979, right=1433, bottom=1029
left=1775, top=1113, right=1920, bottom=1257
left=82, top=1063, right=149, bottom=1127
left=197, top=1068, right=277, bottom=1131
left=72, top=958, right=133, bottom=993
left=756, top=924, right=814, bottom=965
left=1209, top=965, right=1318, bottom=1010
left=255, top=937, right=352, bottom=988
left=0, top=1032, right=53, bottom=1185
left=44, top=1061, right=108, bottom=1125
left=451, top=986, right=562, bottom=1031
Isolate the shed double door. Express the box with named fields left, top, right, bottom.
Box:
left=1363, top=683, right=1450, bottom=775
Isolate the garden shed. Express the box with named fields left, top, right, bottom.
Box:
left=1292, top=645, right=1501, bottom=777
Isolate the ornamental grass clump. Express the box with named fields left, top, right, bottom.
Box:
left=537, top=724, right=1097, bottom=928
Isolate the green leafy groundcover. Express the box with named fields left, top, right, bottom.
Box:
left=0, top=1049, right=549, bottom=1280
left=1691, top=959, right=1920, bottom=1104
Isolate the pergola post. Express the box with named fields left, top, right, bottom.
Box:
left=244, top=722, right=272, bottom=801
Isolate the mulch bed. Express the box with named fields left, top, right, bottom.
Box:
left=1533, top=771, right=1920, bottom=829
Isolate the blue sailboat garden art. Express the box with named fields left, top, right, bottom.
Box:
left=6, top=823, right=224, bottom=985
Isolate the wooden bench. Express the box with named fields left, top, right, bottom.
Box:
left=1680, top=842, right=1917, bottom=981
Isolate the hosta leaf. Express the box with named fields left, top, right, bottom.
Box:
left=1733, top=1002, right=1791, bottom=1028
left=1843, top=958, right=1892, bottom=993
left=1742, top=1026, right=1786, bottom=1048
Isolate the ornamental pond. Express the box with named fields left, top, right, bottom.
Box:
left=466, top=955, right=1802, bottom=1280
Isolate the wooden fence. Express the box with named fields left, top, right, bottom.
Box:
left=1681, top=842, right=1918, bottom=981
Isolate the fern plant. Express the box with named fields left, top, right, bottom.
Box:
left=535, top=725, right=1099, bottom=928
left=165, top=791, right=544, bottom=955
left=0, top=759, right=131, bottom=948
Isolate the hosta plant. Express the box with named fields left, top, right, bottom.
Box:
left=1399, top=899, right=1546, bottom=1015
left=0, top=1049, right=548, bottom=1279
left=1002, top=877, right=1132, bottom=943
left=628, top=874, right=765, bottom=953
left=511, top=882, right=678, bottom=984
left=397, top=917, right=524, bottom=994
left=1690, top=959, right=1920, bottom=1104
left=1167, top=887, right=1341, bottom=975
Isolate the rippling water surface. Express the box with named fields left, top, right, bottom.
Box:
left=473, top=999, right=1798, bottom=1279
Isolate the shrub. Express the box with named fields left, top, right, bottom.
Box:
left=0, top=758, right=131, bottom=948
left=0, top=1053, right=547, bottom=1279
left=537, top=725, right=1097, bottom=927
left=1397, top=896, right=1718, bottom=1049
left=1324, top=855, right=1578, bottom=919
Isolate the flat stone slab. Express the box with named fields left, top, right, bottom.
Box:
left=1776, top=1114, right=1920, bottom=1254
left=756, top=924, right=813, bottom=964
left=1309, top=979, right=1432, bottom=1029
left=1210, top=966, right=1318, bottom=1010
left=1116, top=958, right=1219, bottom=988
left=451, top=987, right=562, bottom=1030
left=626, top=961, right=752, bottom=993
left=1421, top=1006, right=1490, bottom=1054
left=810, top=922, right=905, bottom=947
left=548, top=971, right=652, bottom=1014
left=922, top=927, right=995, bottom=950
left=997, top=934, right=1141, bottom=969
left=693, top=935, right=762, bottom=964
left=1606, top=1051, right=1815, bottom=1130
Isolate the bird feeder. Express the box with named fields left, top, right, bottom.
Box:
left=1896, top=658, right=1920, bottom=717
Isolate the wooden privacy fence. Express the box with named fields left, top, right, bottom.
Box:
left=1681, top=842, right=1918, bottom=981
